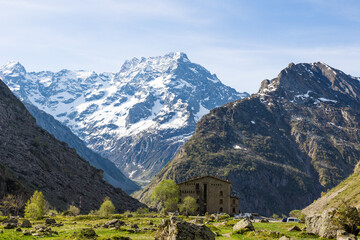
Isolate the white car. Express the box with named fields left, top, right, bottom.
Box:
left=287, top=217, right=299, bottom=222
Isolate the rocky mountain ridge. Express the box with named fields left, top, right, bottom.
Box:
left=136, top=62, right=360, bottom=216
left=0, top=52, right=248, bottom=181
left=0, top=79, right=144, bottom=212
left=24, top=103, right=139, bottom=193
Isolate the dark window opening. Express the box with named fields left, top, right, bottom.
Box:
left=220, top=191, right=223, bottom=196
left=233, top=208, right=235, bottom=213
left=204, top=184, right=207, bottom=203
left=220, top=199, right=223, bottom=204
left=220, top=207, right=223, bottom=212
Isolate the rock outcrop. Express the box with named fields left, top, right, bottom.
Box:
left=305, top=209, right=340, bottom=238
left=155, top=216, right=215, bottom=240
left=24, top=103, right=139, bottom=194
left=233, top=218, right=255, bottom=232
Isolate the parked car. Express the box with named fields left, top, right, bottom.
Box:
left=234, top=213, right=253, bottom=220
left=287, top=217, right=299, bottom=222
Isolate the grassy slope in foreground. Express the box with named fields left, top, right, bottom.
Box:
left=0, top=214, right=321, bottom=240
left=303, top=163, right=360, bottom=216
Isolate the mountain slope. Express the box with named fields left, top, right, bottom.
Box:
left=0, top=53, right=248, bottom=181
left=136, top=62, right=360, bottom=216
left=24, top=103, right=139, bottom=193
left=0, top=78, right=144, bottom=212
left=302, top=163, right=360, bottom=216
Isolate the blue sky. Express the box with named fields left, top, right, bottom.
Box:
left=0, top=0, right=359, bottom=93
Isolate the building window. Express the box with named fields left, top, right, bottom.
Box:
left=233, top=208, right=235, bottom=213
left=196, top=183, right=199, bottom=190
left=219, top=199, right=223, bottom=204
left=220, top=207, right=223, bottom=212
left=220, top=191, right=223, bottom=196
left=196, top=199, right=200, bottom=203
left=233, top=199, right=235, bottom=204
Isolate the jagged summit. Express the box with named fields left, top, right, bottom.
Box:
left=258, top=62, right=360, bottom=110
left=0, top=53, right=248, bottom=181
left=0, top=61, right=26, bottom=77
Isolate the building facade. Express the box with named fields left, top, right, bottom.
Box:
left=178, top=176, right=239, bottom=215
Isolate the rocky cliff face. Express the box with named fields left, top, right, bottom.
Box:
left=0, top=53, right=248, bottom=182
left=0, top=79, right=144, bottom=212
left=136, top=62, right=360, bottom=216
left=24, top=103, right=139, bottom=193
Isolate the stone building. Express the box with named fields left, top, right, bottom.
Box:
left=178, top=176, right=239, bottom=215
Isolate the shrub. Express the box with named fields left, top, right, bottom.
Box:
left=47, top=209, right=58, bottom=216
left=24, top=191, right=46, bottom=219
left=289, top=209, right=306, bottom=221
left=72, top=228, right=98, bottom=239
left=68, top=205, right=80, bottom=216
left=136, top=207, right=149, bottom=215
left=179, top=196, right=197, bottom=216
left=333, top=202, right=360, bottom=235
left=99, top=196, right=115, bottom=217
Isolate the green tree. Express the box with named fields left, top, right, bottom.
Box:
left=151, top=179, right=179, bottom=213
left=333, top=202, right=360, bottom=234
left=99, top=196, right=115, bottom=217
left=179, top=196, right=197, bottom=216
left=24, top=191, right=46, bottom=219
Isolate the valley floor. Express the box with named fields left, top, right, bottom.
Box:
left=0, top=214, right=327, bottom=239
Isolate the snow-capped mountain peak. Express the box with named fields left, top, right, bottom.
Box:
left=0, top=53, right=248, bottom=181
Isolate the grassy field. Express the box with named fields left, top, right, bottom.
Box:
left=0, top=214, right=328, bottom=239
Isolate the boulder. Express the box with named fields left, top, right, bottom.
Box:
left=279, top=236, right=291, bottom=240
left=305, top=209, right=341, bottom=238
left=260, top=218, right=269, bottom=223
left=45, top=218, right=56, bottom=225
left=130, top=224, right=139, bottom=229
left=20, top=219, right=32, bottom=228
left=34, top=224, right=47, bottom=230
left=3, top=223, right=17, bottom=229
left=233, top=218, right=255, bottom=232
left=155, top=216, right=215, bottom=240
left=103, top=219, right=125, bottom=229
left=287, top=225, right=301, bottom=231
left=337, top=230, right=357, bottom=240
left=79, top=228, right=97, bottom=238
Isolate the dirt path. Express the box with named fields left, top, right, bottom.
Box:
left=222, top=232, right=231, bottom=238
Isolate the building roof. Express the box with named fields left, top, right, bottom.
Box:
left=178, top=175, right=231, bottom=185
